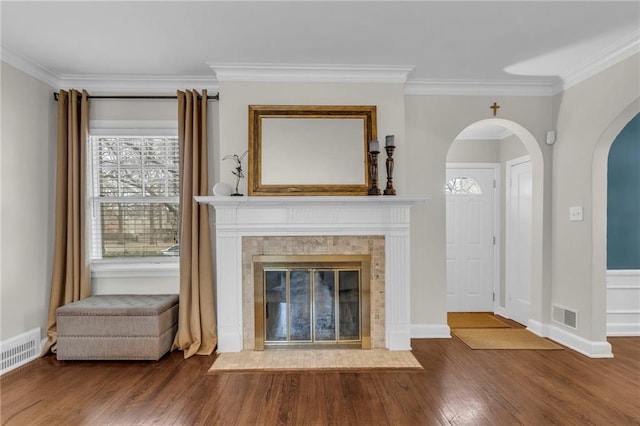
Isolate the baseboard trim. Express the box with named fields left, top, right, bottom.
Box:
left=526, top=319, right=548, bottom=336
left=527, top=320, right=613, bottom=358
left=410, top=324, right=451, bottom=339
left=494, top=307, right=509, bottom=319
left=607, top=323, right=640, bottom=336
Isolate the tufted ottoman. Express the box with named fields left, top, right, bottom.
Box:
left=56, top=294, right=179, bottom=361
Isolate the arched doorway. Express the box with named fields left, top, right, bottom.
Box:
left=446, top=119, right=545, bottom=328
left=592, top=100, right=640, bottom=339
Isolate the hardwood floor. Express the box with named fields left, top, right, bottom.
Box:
left=1, top=337, right=638, bottom=425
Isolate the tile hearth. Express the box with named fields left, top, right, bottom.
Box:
left=208, top=349, right=423, bottom=372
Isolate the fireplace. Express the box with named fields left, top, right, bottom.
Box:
left=195, top=195, right=428, bottom=353
left=253, top=254, right=371, bottom=350
left=243, top=236, right=384, bottom=350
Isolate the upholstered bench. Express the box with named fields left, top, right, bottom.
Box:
left=56, top=294, right=179, bottom=361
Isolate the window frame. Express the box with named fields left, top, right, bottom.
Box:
left=88, top=120, right=180, bottom=277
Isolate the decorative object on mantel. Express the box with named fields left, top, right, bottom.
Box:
left=490, top=101, right=500, bottom=116
left=223, top=150, right=248, bottom=196
left=383, top=135, right=396, bottom=195
left=212, top=182, right=233, bottom=196
left=367, top=140, right=381, bottom=195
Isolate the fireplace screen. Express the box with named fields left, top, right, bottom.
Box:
left=254, top=255, right=371, bottom=350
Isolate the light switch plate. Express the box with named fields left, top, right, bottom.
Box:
left=569, top=206, right=583, bottom=221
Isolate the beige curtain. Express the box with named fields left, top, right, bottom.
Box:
left=172, top=89, right=217, bottom=358
left=42, top=89, right=91, bottom=355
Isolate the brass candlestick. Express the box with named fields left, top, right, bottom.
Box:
left=368, top=150, right=381, bottom=195
left=384, top=145, right=396, bottom=195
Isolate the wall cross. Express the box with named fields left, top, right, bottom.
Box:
left=490, top=102, right=500, bottom=116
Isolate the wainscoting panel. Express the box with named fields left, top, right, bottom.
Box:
left=607, top=270, right=640, bottom=336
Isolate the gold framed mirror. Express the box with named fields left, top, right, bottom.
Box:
left=248, top=105, right=376, bottom=196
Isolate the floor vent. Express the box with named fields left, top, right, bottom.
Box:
left=552, top=305, right=578, bottom=329
left=1, top=328, right=41, bottom=375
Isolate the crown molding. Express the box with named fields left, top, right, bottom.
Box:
left=404, top=78, right=559, bottom=97
left=1, top=47, right=61, bottom=88
left=208, top=63, right=415, bottom=84
left=560, top=32, right=640, bottom=92
left=405, top=32, right=640, bottom=97
left=1, top=47, right=218, bottom=93
left=3, top=32, right=637, bottom=97
left=58, top=74, right=219, bottom=94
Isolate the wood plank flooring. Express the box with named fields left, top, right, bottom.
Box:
left=1, top=336, right=638, bottom=425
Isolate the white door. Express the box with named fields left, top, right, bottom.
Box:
left=446, top=166, right=496, bottom=312
left=505, top=158, right=533, bottom=325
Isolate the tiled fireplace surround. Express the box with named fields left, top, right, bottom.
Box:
left=243, top=236, right=384, bottom=350
left=196, top=196, right=427, bottom=353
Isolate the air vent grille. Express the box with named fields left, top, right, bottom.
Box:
left=1, top=328, right=40, bottom=375
left=552, top=305, right=578, bottom=329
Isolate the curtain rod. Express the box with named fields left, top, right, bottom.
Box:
left=53, top=93, right=219, bottom=101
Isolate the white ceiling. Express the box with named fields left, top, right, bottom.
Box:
left=1, top=1, right=639, bottom=95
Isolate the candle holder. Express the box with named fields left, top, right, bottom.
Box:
left=384, top=145, right=396, bottom=195
left=367, top=140, right=381, bottom=195
left=368, top=151, right=381, bottom=195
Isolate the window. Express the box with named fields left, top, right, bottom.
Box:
left=89, top=135, right=180, bottom=260
left=445, top=177, right=482, bottom=195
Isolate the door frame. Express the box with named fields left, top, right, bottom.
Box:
left=503, top=155, right=532, bottom=323
left=446, top=162, right=501, bottom=312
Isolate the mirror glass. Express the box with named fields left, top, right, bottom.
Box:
left=249, top=105, right=377, bottom=196
left=262, top=118, right=364, bottom=185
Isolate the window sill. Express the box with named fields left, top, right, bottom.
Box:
left=91, top=259, right=179, bottom=278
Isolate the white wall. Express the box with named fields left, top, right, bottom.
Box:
left=1, top=62, right=56, bottom=341
left=500, top=133, right=529, bottom=163
left=446, top=138, right=500, bottom=163
left=216, top=82, right=406, bottom=195
left=92, top=274, right=180, bottom=295
left=90, top=98, right=176, bottom=121
left=552, top=53, right=640, bottom=345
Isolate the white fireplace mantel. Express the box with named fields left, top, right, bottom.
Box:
left=195, top=195, right=429, bottom=352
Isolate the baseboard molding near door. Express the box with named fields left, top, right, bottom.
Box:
left=527, top=320, right=613, bottom=358
left=411, top=324, right=451, bottom=339
left=607, top=320, right=640, bottom=336
left=494, top=307, right=509, bottom=319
